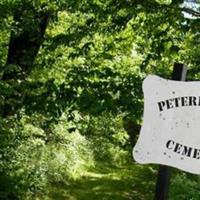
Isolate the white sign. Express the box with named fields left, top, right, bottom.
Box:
left=133, top=75, right=200, bottom=174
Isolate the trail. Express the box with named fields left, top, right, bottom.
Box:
left=47, top=163, right=156, bottom=200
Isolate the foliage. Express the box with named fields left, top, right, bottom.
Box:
left=1, top=0, right=200, bottom=199
left=170, top=171, right=200, bottom=200
left=85, top=113, right=130, bottom=164
left=0, top=111, right=94, bottom=199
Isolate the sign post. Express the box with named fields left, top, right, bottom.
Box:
left=154, top=63, right=187, bottom=200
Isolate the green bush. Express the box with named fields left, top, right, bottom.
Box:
left=170, top=171, right=200, bottom=200
left=0, top=111, right=94, bottom=199
left=85, top=113, right=130, bottom=165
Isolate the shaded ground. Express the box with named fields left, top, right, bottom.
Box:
left=48, top=162, right=156, bottom=200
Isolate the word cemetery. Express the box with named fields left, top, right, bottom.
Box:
left=166, top=140, right=200, bottom=159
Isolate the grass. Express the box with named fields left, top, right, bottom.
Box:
left=46, top=161, right=157, bottom=200
left=31, top=159, right=200, bottom=200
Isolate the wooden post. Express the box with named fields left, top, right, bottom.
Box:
left=154, top=63, right=187, bottom=200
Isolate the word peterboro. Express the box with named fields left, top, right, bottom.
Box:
left=158, top=96, right=200, bottom=112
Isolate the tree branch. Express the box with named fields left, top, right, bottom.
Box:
left=182, top=7, right=200, bottom=17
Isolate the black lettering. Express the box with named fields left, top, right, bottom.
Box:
left=158, top=101, right=165, bottom=112
left=189, top=96, right=197, bottom=106
left=166, top=99, right=174, bottom=109
left=182, top=146, right=192, bottom=157
left=174, top=143, right=182, bottom=154
left=181, top=96, right=189, bottom=106
left=166, top=140, right=175, bottom=150
left=174, top=97, right=180, bottom=107
left=193, top=149, right=200, bottom=159
left=157, top=96, right=200, bottom=111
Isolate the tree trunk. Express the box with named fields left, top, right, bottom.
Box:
left=2, top=5, right=50, bottom=116
left=123, top=117, right=141, bottom=147
left=3, top=6, right=50, bottom=80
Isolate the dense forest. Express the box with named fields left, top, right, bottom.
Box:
left=1, top=0, right=200, bottom=199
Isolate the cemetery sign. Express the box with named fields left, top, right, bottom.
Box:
left=133, top=75, right=200, bottom=174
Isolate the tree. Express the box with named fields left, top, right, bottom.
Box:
left=1, top=0, right=200, bottom=199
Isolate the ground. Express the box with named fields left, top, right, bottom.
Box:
left=47, top=162, right=156, bottom=200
